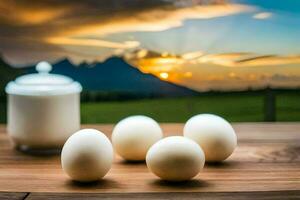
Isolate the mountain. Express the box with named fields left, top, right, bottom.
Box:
left=26, top=57, right=198, bottom=97
left=0, top=57, right=24, bottom=96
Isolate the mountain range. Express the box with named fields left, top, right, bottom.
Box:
left=0, top=57, right=23, bottom=95
left=0, top=56, right=198, bottom=97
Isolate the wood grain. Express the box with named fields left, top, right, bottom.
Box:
left=0, top=123, right=299, bottom=199
left=26, top=191, right=300, bottom=200
left=0, top=192, right=28, bottom=200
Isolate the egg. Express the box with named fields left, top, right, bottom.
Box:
left=61, top=129, right=113, bottom=182
left=112, top=115, right=163, bottom=161
left=146, top=136, right=205, bottom=181
left=184, top=114, right=237, bottom=162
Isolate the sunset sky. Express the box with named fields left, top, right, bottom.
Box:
left=0, top=0, right=300, bottom=91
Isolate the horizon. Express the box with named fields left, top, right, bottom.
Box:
left=3, top=55, right=300, bottom=93
left=1, top=0, right=300, bottom=91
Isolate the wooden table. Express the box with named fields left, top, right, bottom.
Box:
left=0, top=123, right=299, bottom=199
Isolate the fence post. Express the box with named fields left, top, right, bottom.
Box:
left=264, top=87, right=276, bottom=122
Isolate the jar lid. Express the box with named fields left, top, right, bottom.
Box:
left=5, top=61, right=82, bottom=96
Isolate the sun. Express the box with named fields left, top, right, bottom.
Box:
left=159, top=72, right=169, bottom=79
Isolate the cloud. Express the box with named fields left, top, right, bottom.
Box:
left=48, top=37, right=140, bottom=49
left=181, top=51, right=204, bottom=60
left=46, top=3, right=252, bottom=63
left=127, top=49, right=300, bottom=72
left=0, top=3, right=70, bottom=25
left=125, top=49, right=300, bottom=91
left=271, top=74, right=300, bottom=81
left=197, top=52, right=254, bottom=66
left=0, top=0, right=253, bottom=65
left=195, top=53, right=300, bottom=67
left=0, top=0, right=172, bottom=64
left=252, top=12, right=272, bottom=20
left=68, top=4, right=252, bottom=36
left=235, top=55, right=300, bottom=66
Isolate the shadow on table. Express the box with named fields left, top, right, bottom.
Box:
left=150, top=179, right=210, bottom=189
left=13, top=145, right=61, bottom=157
left=119, top=159, right=146, bottom=165
left=66, top=179, right=121, bottom=189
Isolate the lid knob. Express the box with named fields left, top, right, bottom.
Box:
left=36, top=61, right=52, bottom=74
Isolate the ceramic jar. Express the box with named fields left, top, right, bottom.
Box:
left=5, top=61, right=82, bottom=151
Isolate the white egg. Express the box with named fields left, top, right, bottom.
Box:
left=112, top=115, right=163, bottom=161
left=184, top=114, right=237, bottom=162
left=146, top=136, right=205, bottom=181
left=61, top=129, right=113, bottom=182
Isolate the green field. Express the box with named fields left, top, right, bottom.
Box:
left=81, top=91, right=300, bottom=123
left=0, top=91, right=299, bottom=124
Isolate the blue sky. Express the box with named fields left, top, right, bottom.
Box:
left=107, top=0, right=300, bottom=56
left=235, top=0, right=300, bottom=13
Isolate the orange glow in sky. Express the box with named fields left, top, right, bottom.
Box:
left=126, top=50, right=300, bottom=91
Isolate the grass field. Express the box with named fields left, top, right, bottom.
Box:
left=81, top=91, right=300, bottom=123
left=0, top=91, right=299, bottom=124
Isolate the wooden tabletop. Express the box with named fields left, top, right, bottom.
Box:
left=0, top=123, right=299, bottom=199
